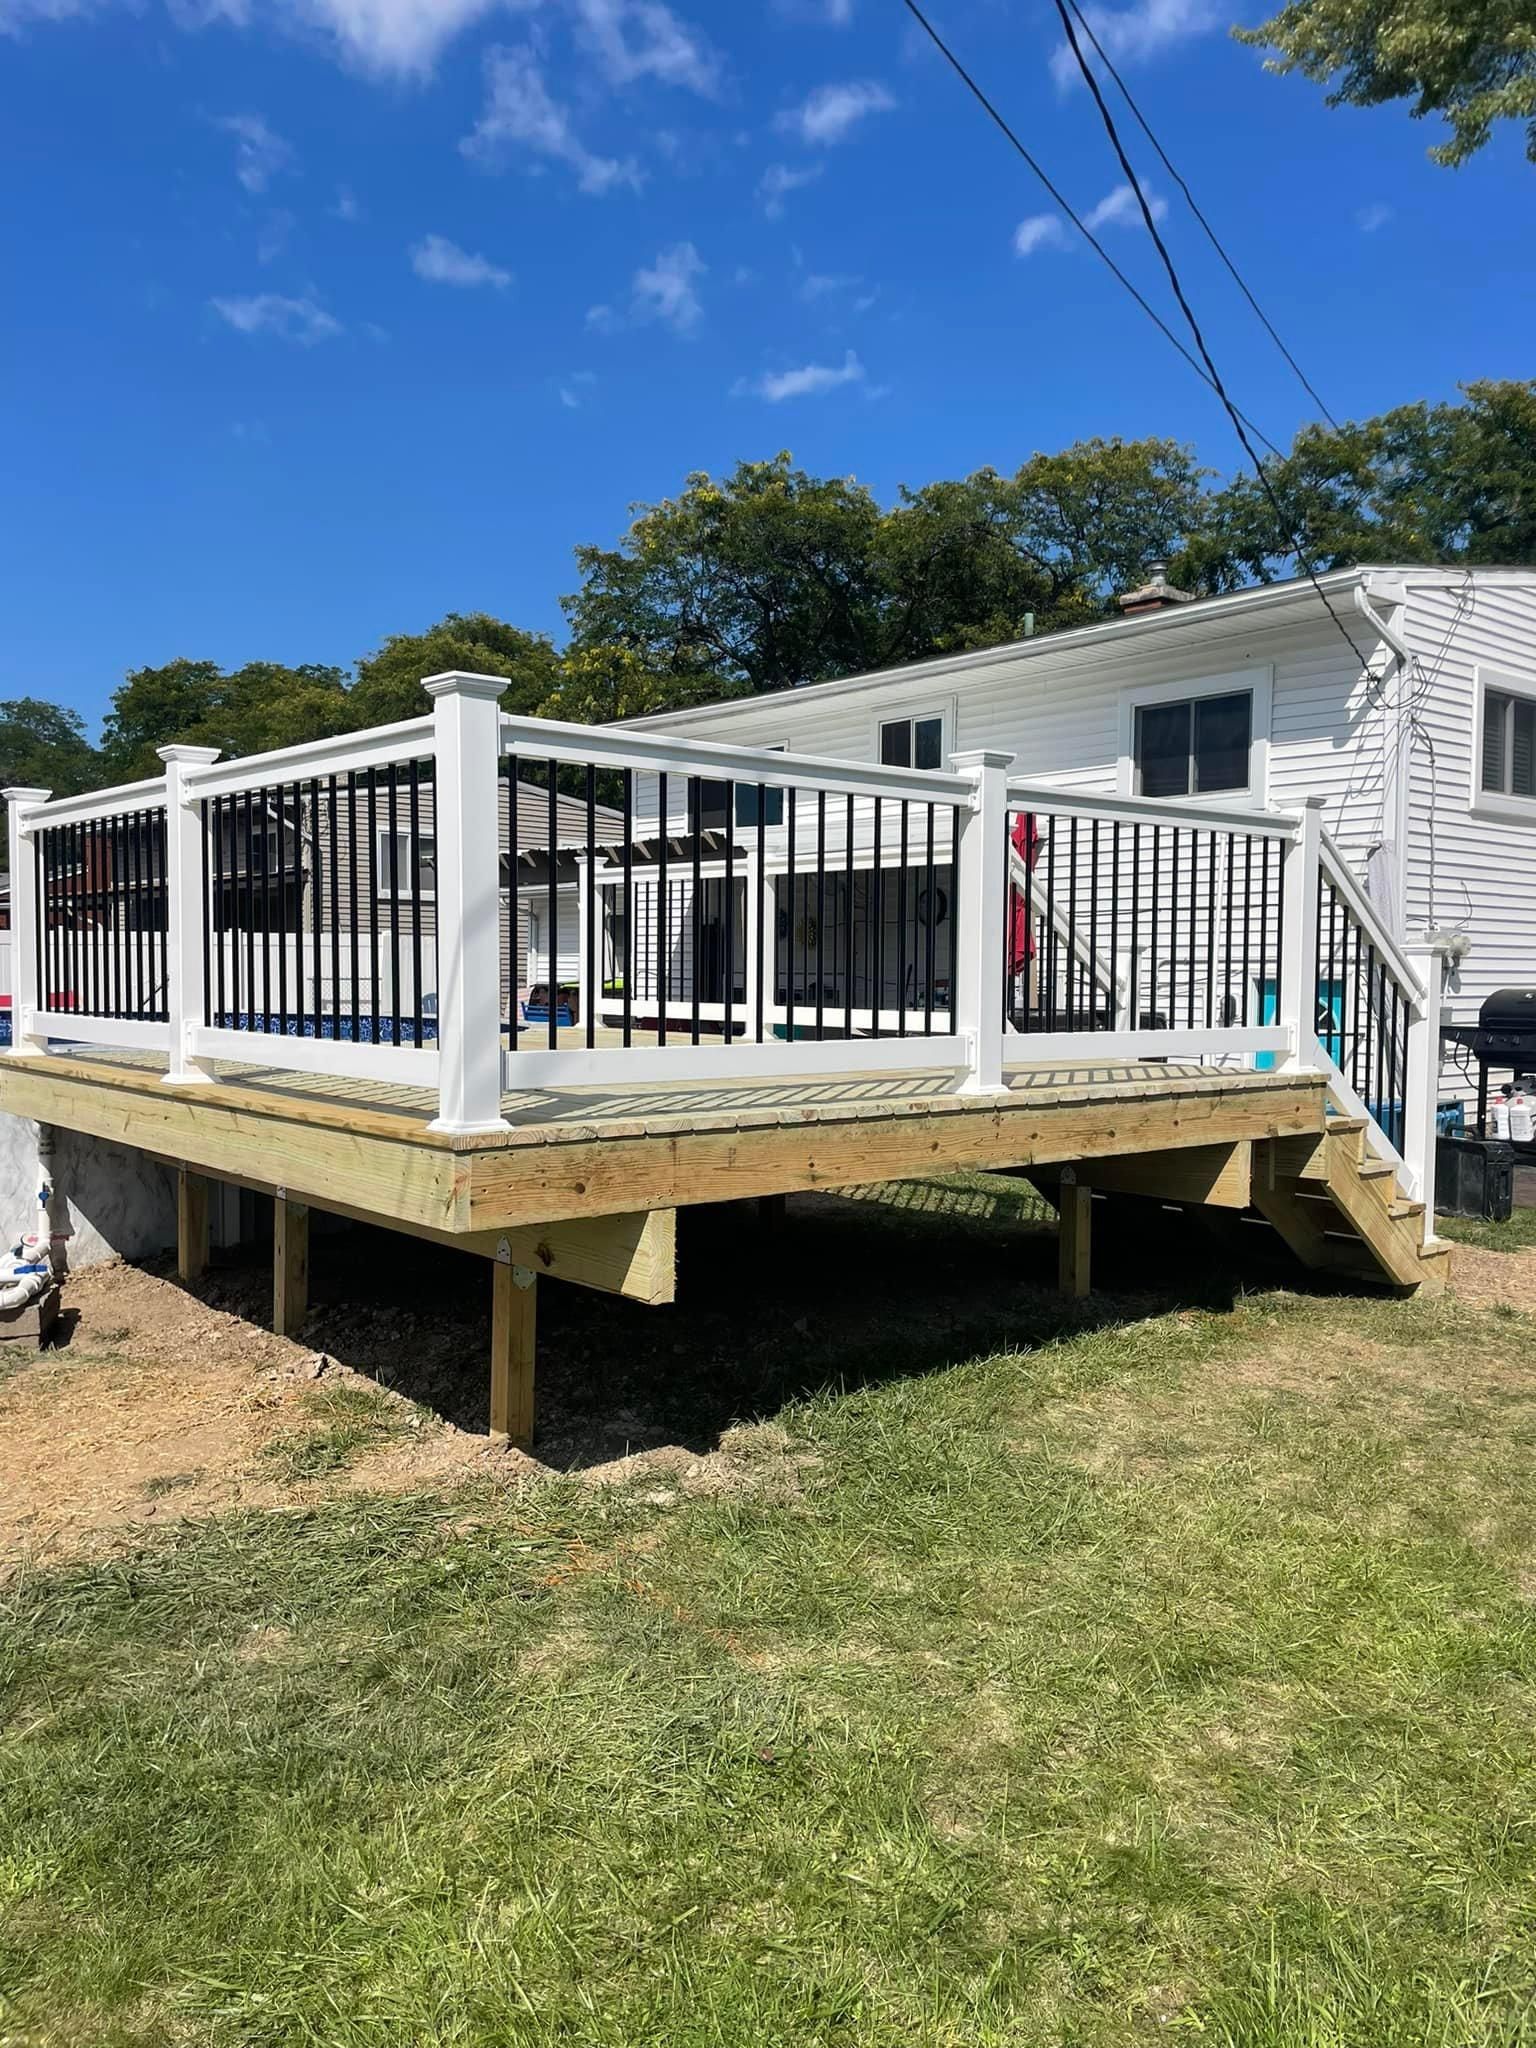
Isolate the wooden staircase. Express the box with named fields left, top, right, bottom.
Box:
left=1251, top=1116, right=1449, bottom=1297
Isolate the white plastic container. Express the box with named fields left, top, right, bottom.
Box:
left=1511, top=1089, right=1534, bottom=1145
left=1491, top=1089, right=1512, bottom=1140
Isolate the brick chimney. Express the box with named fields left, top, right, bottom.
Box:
left=1117, top=561, right=1196, bottom=616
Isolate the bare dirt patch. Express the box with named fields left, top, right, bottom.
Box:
left=1448, top=1243, right=1536, bottom=1315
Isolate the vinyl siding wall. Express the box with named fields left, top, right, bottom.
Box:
left=1401, top=573, right=1536, bottom=1090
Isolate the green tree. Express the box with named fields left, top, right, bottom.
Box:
left=100, top=659, right=348, bottom=780
left=537, top=644, right=733, bottom=726
left=1236, top=0, right=1536, bottom=166
left=0, top=698, right=100, bottom=835
left=563, top=441, right=1215, bottom=695
left=564, top=456, right=888, bottom=695
left=348, top=613, right=560, bottom=727
left=1201, top=379, right=1536, bottom=580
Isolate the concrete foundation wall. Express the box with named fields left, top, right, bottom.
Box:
left=0, top=1109, right=177, bottom=1270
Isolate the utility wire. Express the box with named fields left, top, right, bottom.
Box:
left=1063, top=0, right=1341, bottom=430
left=897, top=0, right=1286, bottom=460
left=1047, top=0, right=1372, bottom=667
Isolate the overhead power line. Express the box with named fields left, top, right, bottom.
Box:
left=896, top=0, right=1286, bottom=461
left=1062, top=0, right=1341, bottom=431
left=1046, top=0, right=1372, bottom=668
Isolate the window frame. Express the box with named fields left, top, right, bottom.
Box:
left=875, top=706, right=951, bottom=775
left=1471, top=667, right=1536, bottom=823
left=1117, top=667, right=1271, bottom=805
left=374, top=824, right=437, bottom=900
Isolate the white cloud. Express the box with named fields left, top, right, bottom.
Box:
left=462, top=43, right=641, bottom=195
left=737, top=348, right=865, bottom=402
left=798, top=269, right=860, bottom=301
left=757, top=160, right=823, bottom=219
left=586, top=302, right=617, bottom=330
left=331, top=184, right=361, bottom=220
left=1013, top=214, right=1066, bottom=258
left=632, top=240, right=704, bottom=332
left=213, top=111, right=293, bottom=193
left=570, top=0, right=721, bottom=95
left=410, top=232, right=512, bottom=288
left=772, top=0, right=854, bottom=21
left=210, top=292, right=341, bottom=343
left=1015, top=180, right=1164, bottom=255
left=0, top=0, right=96, bottom=27
left=1049, top=0, right=1218, bottom=89
left=1356, top=201, right=1394, bottom=232
left=1083, top=179, right=1167, bottom=230
left=774, top=79, right=895, bottom=146
left=559, top=369, right=597, bottom=407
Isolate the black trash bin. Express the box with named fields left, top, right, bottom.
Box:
left=1435, top=1134, right=1515, bottom=1223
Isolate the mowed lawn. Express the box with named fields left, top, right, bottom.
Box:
left=5, top=1187, right=1536, bottom=2047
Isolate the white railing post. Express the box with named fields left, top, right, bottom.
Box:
left=4, top=786, right=51, bottom=1055
left=952, top=749, right=1014, bottom=1093
left=424, top=671, right=511, bottom=1136
left=158, top=746, right=222, bottom=1085
left=1403, top=940, right=1451, bottom=1224
left=1279, top=796, right=1325, bottom=1071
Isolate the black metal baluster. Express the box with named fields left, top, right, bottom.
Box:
left=786, top=787, right=797, bottom=1044
left=1044, top=819, right=1058, bottom=1029
left=1087, top=818, right=1099, bottom=1029
left=385, top=770, right=401, bottom=1043
left=871, top=796, right=882, bottom=1040
left=895, top=799, right=907, bottom=1039
left=110, top=816, right=123, bottom=1017
left=1129, top=822, right=1141, bottom=1030
left=723, top=780, right=735, bottom=1045
left=366, top=772, right=380, bottom=1040
left=924, top=802, right=936, bottom=1036
left=1109, top=820, right=1120, bottom=1029
left=621, top=768, right=633, bottom=1050
left=512, top=770, right=524, bottom=1056
left=657, top=772, right=669, bottom=1047
left=689, top=777, right=702, bottom=1047
left=844, top=794, right=856, bottom=1040
left=546, top=764, right=558, bottom=1053
left=1066, top=817, right=1079, bottom=1030
left=1241, top=835, right=1252, bottom=1026
left=755, top=788, right=766, bottom=1045
left=585, top=763, right=597, bottom=1051
left=327, top=776, right=340, bottom=1040
left=1186, top=832, right=1198, bottom=1031
left=1021, top=811, right=1035, bottom=1033
left=347, top=775, right=360, bottom=1042
left=199, top=803, right=211, bottom=1032
left=409, top=762, right=424, bottom=1048
left=816, top=791, right=828, bottom=1042
left=1205, top=830, right=1218, bottom=1030
left=276, top=782, right=290, bottom=1032
left=1223, top=833, right=1235, bottom=1026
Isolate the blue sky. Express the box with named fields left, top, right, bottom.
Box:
left=4, top=0, right=1532, bottom=733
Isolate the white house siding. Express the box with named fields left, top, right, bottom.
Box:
left=1401, top=572, right=1536, bottom=1095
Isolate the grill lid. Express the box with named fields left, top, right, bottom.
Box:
left=1479, top=989, right=1536, bottom=1033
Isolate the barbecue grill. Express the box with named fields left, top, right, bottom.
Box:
left=1442, top=989, right=1536, bottom=1134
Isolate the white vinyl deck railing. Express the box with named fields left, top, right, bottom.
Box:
left=1, top=671, right=1450, bottom=1202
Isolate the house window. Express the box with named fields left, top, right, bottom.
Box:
left=1133, top=691, right=1252, bottom=798
left=376, top=828, right=436, bottom=897
left=734, top=744, right=787, bottom=829
left=1481, top=686, right=1536, bottom=800
left=880, top=714, right=945, bottom=771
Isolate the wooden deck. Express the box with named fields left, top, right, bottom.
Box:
left=0, top=1046, right=1326, bottom=1238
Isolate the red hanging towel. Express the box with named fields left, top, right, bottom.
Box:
left=1008, top=812, right=1040, bottom=974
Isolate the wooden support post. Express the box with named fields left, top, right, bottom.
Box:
left=177, top=1167, right=210, bottom=1283
left=1058, top=1174, right=1092, bottom=1299
left=273, top=1194, right=309, bottom=1338
left=490, top=1259, right=536, bottom=1447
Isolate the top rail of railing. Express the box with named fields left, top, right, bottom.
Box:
left=184, top=717, right=435, bottom=802
left=20, top=773, right=171, bottom=832
left=498, top=711, right=978, bottom=808
left=1005, top=775, right=1302, bottom=841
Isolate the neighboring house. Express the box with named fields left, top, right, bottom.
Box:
left=32, top=777, right=624, bottom=1023
left=621, top=564, right=1536, bottom=1093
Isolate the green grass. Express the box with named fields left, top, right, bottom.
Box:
left=1437, top=1204, right=1536, bottom=1253
left=5, top=1268, right=1536, bottom=2044
left=256, top=1381, right=421, bottom=1483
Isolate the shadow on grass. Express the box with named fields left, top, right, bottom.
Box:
left=105, top=1173, right=1356, bottom=1471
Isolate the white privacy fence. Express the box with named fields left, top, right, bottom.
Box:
left=1, top=673, right=1452, bottom=1196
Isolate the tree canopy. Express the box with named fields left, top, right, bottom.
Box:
left=347, top=613, right=561, bottom=728
left=0, top=699, right=100, bottom=831
left=101, top=659, right=348, bottom=781
left=1236, top=0, right=1536, bottom=166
